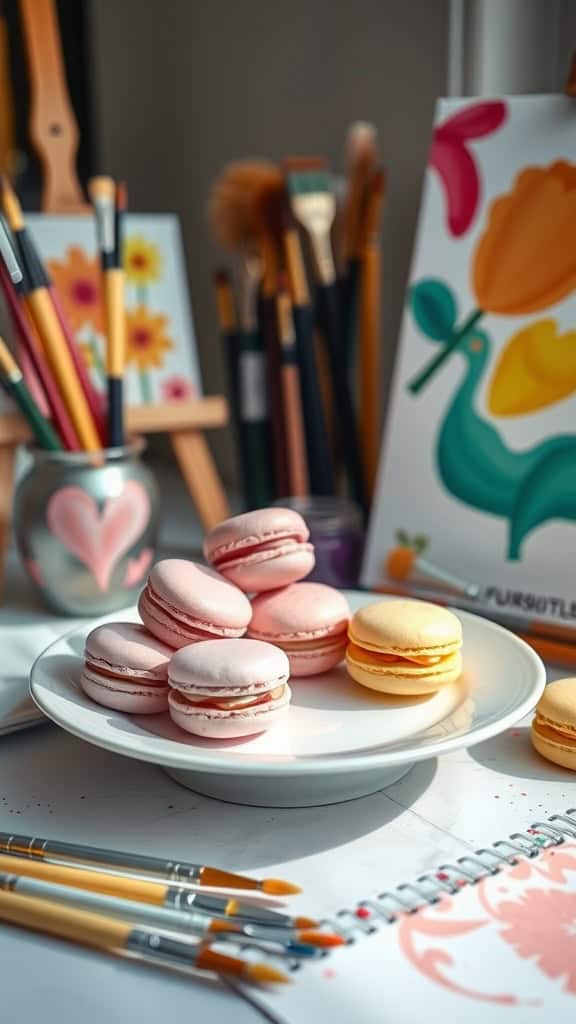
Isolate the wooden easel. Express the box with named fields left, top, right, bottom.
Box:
left=0, top=0, right=230, bottom=597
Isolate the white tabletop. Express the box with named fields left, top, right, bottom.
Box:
left=1, top=557, right=575, bottom=1022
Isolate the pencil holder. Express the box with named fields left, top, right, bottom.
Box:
left=14, top=437, right=160, bottom=616
left=275, top=496, right=363, bottom=589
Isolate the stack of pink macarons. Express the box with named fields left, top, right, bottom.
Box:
left=80, top=507, right=350, bottom=740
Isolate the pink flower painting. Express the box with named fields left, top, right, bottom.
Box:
left=497, top=888, right=576, bottom=994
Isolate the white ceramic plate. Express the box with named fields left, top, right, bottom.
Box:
left=30, top=592, right=546, bottom=807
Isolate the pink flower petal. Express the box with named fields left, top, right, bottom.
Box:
left=430, top=136, right=479, bottom=237
left=438, top=100, right=507, bottom=142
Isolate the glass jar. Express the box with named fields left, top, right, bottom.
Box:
left=275, top=496, right=363, bottom=589
left=14, top=437, right=160, bottom=616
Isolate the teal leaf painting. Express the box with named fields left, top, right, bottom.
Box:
left=410, top=280, right=457, bottom=342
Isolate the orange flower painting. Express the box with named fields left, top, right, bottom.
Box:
left=126, top=305, right=174, bottom=402
left=474, top=161, right=576, bottom=315
left=48, top=246, right=105, bottom=334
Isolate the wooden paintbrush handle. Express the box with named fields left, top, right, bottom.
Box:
left=359, top=243, right=380, bottom=497
left=0, top=888, right=131, bottom=950
left=19, top=0, right=87, bottom=213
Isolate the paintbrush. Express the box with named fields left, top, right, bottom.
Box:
left=276, top=273, right=309, bottom=496
left=284, top=158, right=366, bottom=514
left=0, top=219, right=79, bottom=448
left=339, top=122, right=378, bottom=366
left=281, top=204, right=334, bottom=496
left=213, top=268, right=252, bottom=505
left=0, top=832, right=300, bottom=894
left=89, top=176, right=126, bottom=447
left=1, top=180, right=102, bottom=451
left=0, top=887, right=289, bottom=984
left=0, top=336, right=61, bottom=449
left=0, top=851, right=315, bottom=928
left=0, top=871, right=336, bottom=956
left=358, top=168, right=386, bottom=498
left=208, top=164, right=275, bottom=507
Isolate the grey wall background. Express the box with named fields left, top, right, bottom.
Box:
left=88, top=0, right=450, bottom=485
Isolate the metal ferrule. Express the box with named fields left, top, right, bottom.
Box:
left=309, top=230, right=336, bottom=286
left=415, top=556, right=480, bottom=599
left=170, top=890, right=296, bottom=927
left=0, top=219, right=22, bottom=282
left=93, top=199, right=115, bottom=255
left=0, top=872, right=18, bottom=892
left=125, top=928, right=199, bottom=969
left=0, top=834, right=48, bottom=858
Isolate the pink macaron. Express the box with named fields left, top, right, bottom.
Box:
left=80, top=621, right=172, bottom=713
left=247, top=582, right=350, bottom=676
left=203, top=508, right=315, bottom=593
left=168, top=638, right=291, bottom=739
left=138, top=559, right=252, bottom=650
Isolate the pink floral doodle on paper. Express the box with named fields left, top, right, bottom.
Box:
left=397, top=842, right=576, bottom=1005
left=47, top=481, right=151, bottom=592
left=430, top=100, right=507, bottom=237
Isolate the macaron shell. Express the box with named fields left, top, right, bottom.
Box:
left=349, top=599, right=462, bottom=657
left=138, top=587, right=249, bottom=650
left=84, top=622, right=173, bottom=680
left=531, top=718, right=576, bottom=771
left=286, top=636, right=348, bottom=677
left=168, top=638, right=289, bottom=695
left=248, top=582, right=351, bottom=641
left=532, top=677, right=576, bottom=731
left=346, top=646, right=462, bottom=695
left=80, top=668, right=169, bottom=714
left=168, top=685, right=291, bottom=739
left=220, top=546, right=315, bottom=592
left=146, top=560, right=252, bottom=631
left=204, top=507, right=309, bottom=563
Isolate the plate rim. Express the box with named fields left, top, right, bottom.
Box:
left=30, top=595, right=546, bottom=777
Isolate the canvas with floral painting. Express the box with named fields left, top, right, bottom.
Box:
left=18, top=213, right=201, bottom=411
left=363, top=95, right=576, bottom=629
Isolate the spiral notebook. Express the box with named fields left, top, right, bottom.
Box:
left=244, top=810, right=576, bottom=1022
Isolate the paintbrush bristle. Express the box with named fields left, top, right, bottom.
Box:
left=88, top=176, right=115, bottom=204
left=298, top=930, right=346, bottom=947
left=261, top=878, right=302, bottom=896
left=208, top=160, right=282, bottom=250
left=283, top=158, right=332, bottom=197
left=244, top=963, right=291, bottom=985
left=1, top=178, right=24, bottom=231
left=294, top=915, right=318, bottom=928
left=346, top=121, right=377, bottom=165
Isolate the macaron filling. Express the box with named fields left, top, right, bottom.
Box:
left=346, top=648, right=453, bottom=668
left=533, top=715, right=576, bottom=745
left=211, top=535, right=313, bottom=570
left=171, top=685, right=287, bottom=712
left=144, top=583, right=247, bottom=638
left=84, top=659, right=168, bottom=685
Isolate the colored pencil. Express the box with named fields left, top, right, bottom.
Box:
left=0, top=336, right=61, bottom=449
left=89, top=176, right=126, bottom=447
left=0, top=223, right=79, bottom=448
left=0, top=887, right=288, bottom=984
left=1, top=181, right=102, bottom=451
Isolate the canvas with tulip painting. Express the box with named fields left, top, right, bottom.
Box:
left=0, top=214, right=201, bottom=413
left=363, top=94, right=576, bottom=627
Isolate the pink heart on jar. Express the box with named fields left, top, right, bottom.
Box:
left=47, top=481, right=151, bottom=592
left=123, top=547, right=154, bottom=588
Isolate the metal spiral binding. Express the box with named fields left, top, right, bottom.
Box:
left=322, top=808, right=576, bottom=943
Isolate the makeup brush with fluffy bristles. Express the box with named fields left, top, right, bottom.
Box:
left=208, top=162, right=278, bottom=507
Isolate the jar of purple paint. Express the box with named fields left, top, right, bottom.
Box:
left=275, top=497, right=363, bottom=589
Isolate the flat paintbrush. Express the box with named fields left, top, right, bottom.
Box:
left=358, top=168, right=386, bottom=498
left=285, top=158, right=366, bottom=514
left=282, top=204, right=334, bottom=496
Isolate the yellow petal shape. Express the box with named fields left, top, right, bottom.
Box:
left=488, top=318, right=576, bottom=415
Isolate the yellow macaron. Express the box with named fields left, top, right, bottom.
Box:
left=531, top=678, right=576, bottom=771
left=346, top=599, right=463, bottom=695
